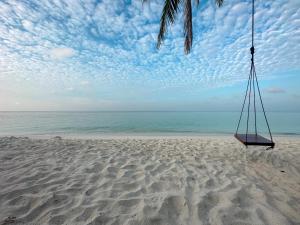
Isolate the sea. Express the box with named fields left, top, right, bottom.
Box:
left=0, top=111, right=299, bottom=137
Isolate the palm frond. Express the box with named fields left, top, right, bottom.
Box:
left=215, top=0, right=223, bottom=7
left=184, top=0, right=192, bottom=54
left=157, top=0, right=182, bottom=49
left=143, top=0, right=224, bottom=54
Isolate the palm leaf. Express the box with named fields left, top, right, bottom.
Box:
left=184, top=0, right=193, bottom=54
left=215, top=0, right=224, bottom=7
left=142, top=0, right=225, bottom=53
left=157, top=0, right=182, bottom=49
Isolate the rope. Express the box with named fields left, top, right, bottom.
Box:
left=250, top=0, right=257, bottom=141
left=250, top=0, right=272, bottom=142
left=235, top=63, right=252, bottom=134
left=251, top=0, right=257, bottom=136
left=252, top=0, right=254, bottom=48
left=253, top=61, right=257, bottom=136
left=246, top=63, right=253, bottom=141
left=250, top=0, right=256, bottom=138
left=235, top=0, right=273, bottom=144
left=253, top=65, right=274, bottom=142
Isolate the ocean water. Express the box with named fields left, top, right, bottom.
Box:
left=0, top=111, right=299, bottom=136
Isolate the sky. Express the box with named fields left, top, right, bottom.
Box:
left=0, top=0, right=299, bottom=111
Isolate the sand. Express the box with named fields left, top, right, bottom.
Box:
left=0, top=136, right=299, bottom=225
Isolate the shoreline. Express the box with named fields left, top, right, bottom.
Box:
left=1, top=132, right=300, bottom=140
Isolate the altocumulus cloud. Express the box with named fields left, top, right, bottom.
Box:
left=50, top=47, right=76, bottom=60
left=266, top=87, right=286, bottom=94
left=0, top=0, right=299, bottom=94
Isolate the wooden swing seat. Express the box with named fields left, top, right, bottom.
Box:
left=235, top=133, right=275, bottom=148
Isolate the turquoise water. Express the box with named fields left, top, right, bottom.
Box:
left=0, top=111, right=299, bottom=136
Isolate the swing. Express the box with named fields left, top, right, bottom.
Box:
left=234, top=0, right=275, bottom=149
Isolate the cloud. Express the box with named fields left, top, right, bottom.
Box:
left=266, top=87, right=286, bottom=94
left=292, top=94, right=300, bottom=99
left=50, top=48, right=76, bottom=60
left=80, top=80, right=90, bottom=86
left=21, top=19, right=33, bottom=31
left=1, top=0, right=299, bottom=88
left=66, top=87, right=74, bottom=91
left=0, top=0, right=299, bottom=110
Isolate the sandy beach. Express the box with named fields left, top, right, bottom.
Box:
left=0, top=136, right=299, bottom=225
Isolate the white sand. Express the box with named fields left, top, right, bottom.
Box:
left=0, top=136, right=299, bottom=225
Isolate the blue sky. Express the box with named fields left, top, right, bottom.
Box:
left=0, top=0, right=299, bottom=111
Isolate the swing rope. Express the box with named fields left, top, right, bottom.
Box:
left=235, top=0, right=273, bottom=143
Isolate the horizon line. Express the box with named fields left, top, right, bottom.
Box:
left=0, top=110, right=300, bottom=113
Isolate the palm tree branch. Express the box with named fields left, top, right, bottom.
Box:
left=157, top=0, right=182, bottom=49
left=184, top=0, right=192, bottom=54
left=142, top=0, right=224, bottom=53
left=215, top=0, right=224, bottom=7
